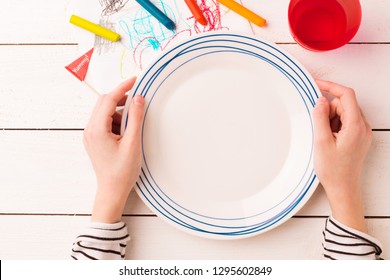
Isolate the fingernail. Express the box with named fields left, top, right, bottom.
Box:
left=316, top=96, right=327, bottom=106
left=133, top=95, right=144, bottom=106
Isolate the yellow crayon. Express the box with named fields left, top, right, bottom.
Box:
left=217, top=0, right=266, bottom=27
left=70, top=14, right=121, bottom=42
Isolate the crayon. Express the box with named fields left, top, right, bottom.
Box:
left=185, top=0, right=208, bottom=26
left=136, top=0, right=176, bottom=30
left=69, top=14, right=121, bottom=42
left=217, top=0, right=266, bottom=27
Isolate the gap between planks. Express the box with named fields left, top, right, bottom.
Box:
left=0, top=43, right=78, bottom=46
left=1, top=42, right=390, bottom=47
left=1, top=128, right=84, bottom=131
left=0, top=213, right=156, bottom=217
left=2, top=128, right=390, bottom=131
left=0, top=213, right=389, bottom=219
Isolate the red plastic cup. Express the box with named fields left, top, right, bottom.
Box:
left=288, top=0, right=362, bottom=51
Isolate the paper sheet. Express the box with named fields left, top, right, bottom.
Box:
left=68, top=0, right=254, bottom=93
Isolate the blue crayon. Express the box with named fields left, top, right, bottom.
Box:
left=136, top=0, right=176, bottom=30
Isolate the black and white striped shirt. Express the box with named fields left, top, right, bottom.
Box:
left=71, top=222, right=130, bottom=260
left=323, top=216, right=383, bottom=260
left=71, top=217, right=383, bottom=260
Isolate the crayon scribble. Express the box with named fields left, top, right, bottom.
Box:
left=192, top=0, right=225, bottom=33
left=119, top=0, right=177, bottom=51
left=94, top=0, right=130, bottom=54
left=117, top=0, right=226, bottom=75
left=94, top=19, right=118, bottom=55
left=100, top=0, right=129, bottom=16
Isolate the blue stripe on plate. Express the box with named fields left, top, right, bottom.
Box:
left=142, top=49, right=313, bottom=220
left=124, top=33, right=318, bottom=237
left=142, top=44, right=313, bottom=215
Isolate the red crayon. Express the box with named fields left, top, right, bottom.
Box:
left=185, top=0, right=208, bottom=26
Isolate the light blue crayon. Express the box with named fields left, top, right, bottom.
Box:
left=136, top=0, right=176, bottom=30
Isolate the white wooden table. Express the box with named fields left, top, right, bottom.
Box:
left=1, top=0, right=389, bottom=260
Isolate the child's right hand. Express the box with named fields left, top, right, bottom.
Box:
left=313, top=80, right=372, bottom=233
left=83, top=77, right=145, bottom=224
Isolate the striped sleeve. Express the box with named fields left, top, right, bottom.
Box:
left=322, top=216, right=383, bottom=260
left=71, top=221, right=130, bottom=260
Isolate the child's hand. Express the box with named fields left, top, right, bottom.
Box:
left=83, top=77, right=145, bottom=223
left=313, top=80, right=372, bottom=233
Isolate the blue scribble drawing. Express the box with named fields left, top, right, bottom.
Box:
left=112, top=0, right=227, bottom=75
left=118, top=0, right=177, bottom=51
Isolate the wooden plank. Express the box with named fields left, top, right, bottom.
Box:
left=125, top=217, right=389, bottom=260
left=0, top=130, right=147, bottom=215
left=1, top=1, right=389, bottom=44
left=0, top=130, right=389, bottom=216
left=0, top=215, right=388, bottom=259
left=280, top=43, right=390, bottom=130
left=0, top=45, right=96, bottom=129
left=0, top=215, right=87, bottom=260
left=1, top=43, right=390, bottom=128
left=299, top=130, right=390, bottom=215
left=0, top=0, right=75, bottom=44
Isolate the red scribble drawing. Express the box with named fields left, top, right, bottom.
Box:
left=193, top=0, right=226, bottom=33
left=118, top=0, right=228, bottom=76
left=132, top=29, right=192, bottom=70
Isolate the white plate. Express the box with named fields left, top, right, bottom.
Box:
left=121, top=32, right=320, bottom=239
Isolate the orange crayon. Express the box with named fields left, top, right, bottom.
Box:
left=217, top=0, right=266, bottom=27
left=185, top=0, right=208, bottom=26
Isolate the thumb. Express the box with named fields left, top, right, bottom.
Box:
left=122, top=95, right=145, bottom=146
left=313, top=97, right=334, bottom=146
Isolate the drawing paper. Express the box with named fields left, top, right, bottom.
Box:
left=68, top=0, right=254, bottom=93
